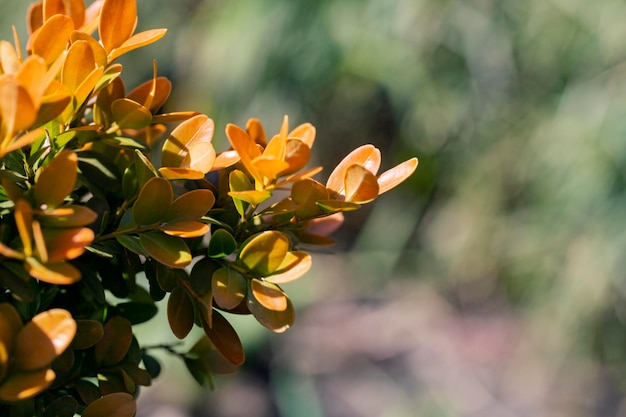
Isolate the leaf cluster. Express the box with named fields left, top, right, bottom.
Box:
left=0, top=0, right=417, bottom=415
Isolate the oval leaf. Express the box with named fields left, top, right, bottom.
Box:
left=14, top=309, right=76, bottom=371
left=93, top=316, right=133, bottom=366
left=211, top=267, right=246, bottom=310
left=239, top=231, right=291, bottom=275
left=70, top=320, right=104, bottom=350
left=247, top=280, right=294, bottom=333
left=82, top=392, right=136, bottom=417
left=34, top=150, right=78, bottom=208
left=167, top=286, right=194, bottom=339
left=0, top=368, right=56, bottom=402
left=207, top=229, right=237, bottom=258
left=201, top=310, right=244, bottom=366
left=344, top=164, right=380, bottom=204
left=132, top=177, right=172, bottom=225
left=99, top=0, right=137, bottom=54
left=140, top=231, right=191, bottom=268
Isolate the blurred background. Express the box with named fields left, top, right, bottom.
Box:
left=5, top=0, right=626, bottom=415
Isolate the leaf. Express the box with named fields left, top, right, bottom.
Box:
left=31, top=14, right=74, bottom=65
left=14, top=308, right=76, bottom=371
left=225, top=123, right=262, bottom=183
left=167, top=286, right=194, bottom=339
left=25, top=258, right=82, bottom=285
left=44, top=227, right=95, bottom=262
left=115, top=301, right=158, bottom=325
left=0, top=78, right=37, bottom=137
left=132, top=177, right=172, bottom=225
left=161, top=114, right=216, bottom=174
left=239, top=231, right=291, bottom=276
left=98, top=0, right=137, bottom=54
left=208, top=229, right=237, bottom=258
left=110, top=98, right=152, bottom=129
left=0, top=303, right=23, bottom=379
left=70, top=320, right=104, bottom=350
left=247, top=279, right=294, bottom=333
left=33, top=150, right=77, bottom=208
left=344, top=164, right=380, bottom=203
left=82, top=393, right=136, bottom=417
left=160, top=220, right=210, bottom=238
left=62, top=40, right=95, bottom=93
left=93, top=316, right=133, bottom=366
left=140, top=231, right=191, bottom=268
left=289, top=122, right=316, bottom=148
left=37, top=205, right=98, bottom=228
left=116, top=235, right=146, bottom=257
left=291, top=178, right=328, bottom=218
left=211, top=267, right=247, bottom=310
left=316, top=199, right=361, bottom=213
left=43, top=395, right=79, bottom=417
left=0, top=368, right=56, bottom=402
left=166, top=189, right=215, bottom=222
left=376, top=157, right=419, bottom=194
left=326, top=145, right=381, bottom=198
left=127, top=75, right=171, bottom=113
left=109, top=29, right=168, bottom=62
left=266, top=251, right=312, bottom=284
left=190, top=257, right=218, bottom=296
left=228, top=169, right=252, bottom=215
left=201, top=310, right=244, bottom=366
left=43, top=0, right=86, bottom=29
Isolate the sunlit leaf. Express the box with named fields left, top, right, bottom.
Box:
left=289, top=122, right=316, bottom=147
left=212, top=267, right=246, bottom=310
left=225, top=123, right=262, bottom=183
left=239, top=231, right=290, bottom=275
left=140, top=231, right=191, bottom=268
left=25, top=258, right=81, bottom=285
left=34, top=150, right=77, bottom=208
left=14, top=308, right=76, bottom=371
left=326, top=145, right=381, bottom=198
left=43, top=0, right=86, bottom=28
left=162, top=114, right=216, bottom=174
left=27, top=2, right=44, bottom=35
left=31, top=14, right=74, bottom=65
left=109, top=29, right=167, bottom=62
left=37, top=205, right=98, bottom=228
left=0, top=78, right=37, bottom=136
left=248, top=279, right=294, bottom=333
left=82, top=392, right=136, bottom=417
left=283, top=139, right=311, bottom=174
left=98, top=0, right=137, bottom=55
left=343, top=164, right=379, bottom=203
left=291, top=178, right=328, bottom=218
left=62, top=40, right=95, bottom=93
left=266, top=251, right=312, bottom=284
left=160, top=220, right=210, bottom=238
left=127, top=75, right=171, bottom=113
left=132, top=177, right=172, bottom=225
left=110, top=98, right=152, bottom=129
left=44, top=227, right=95, bottom=262
left=0, top=368, right=56, bottom=402
left=93, top=316, right=132, bottom=366
left=376, top=157, right=419, bottom=194
left=167, top=286, right=194, bottom=339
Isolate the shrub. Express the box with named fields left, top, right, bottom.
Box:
left=0, top=0, right=417, bottom=415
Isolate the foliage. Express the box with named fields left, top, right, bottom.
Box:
left=0, top=0, right=417, bottom=415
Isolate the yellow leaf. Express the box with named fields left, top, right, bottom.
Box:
left=246, top=118, right=266, bottom=146
left=98, top=0, right=137, bottom=55
left=110, top=98, right=152, bottom=129
left=239, top=231, right=290, bottom=275
left=62, top=40, right=96, bottom=93
left=0, top=41, right=21, bottom=74
left=212, top=267, right=246, bottom=310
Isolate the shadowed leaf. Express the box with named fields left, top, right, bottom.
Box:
left=82, top=392, right=136, bottom=417
left=34, top=150, right=77, bottom=208
left=98, top=0, right=137, bottom=54
left=166, top=189, right=215, bottom=222
left=248, top=280, right=294, bottom=333
left=0, top=368, right=56, bottom=402
left=208, top=229, right=237, bottom=258
left=111, top=98, right=152, bottom=129
left=93, top=316, right=132, bottom=366
left=140, top=231, right=191, bottom=268
left=344, top=164, right=379, bottom=204
left=167, top=286, right=194, bottom=339
left=201, top=310, right=244, bottom=366
left=132, top=177, right=172, bottom=225
left=70, top=320, right=103, bottom=350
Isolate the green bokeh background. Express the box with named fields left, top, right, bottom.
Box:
left=4, top=0, right=626, bottom=416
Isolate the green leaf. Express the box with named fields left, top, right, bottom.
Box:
left=208, top=229, right=237, bottom=258
left=190, top=257, right=219, bottom=296
left=167, top=286, right=195, bottom=339
left=115, top=301, right=158, bottom=325
left=228, top=170, right=252, bottom=216
left=239, top=231, right=291, bottom=275
left=212, top=267, right=247, bottom=310
left=132, top=177, right=172, bottom=225
left=141, top=353, right=161, bottom=379
left=140, top=231, right=192, bottom=268
left=116, top=235, right=146, bottom=257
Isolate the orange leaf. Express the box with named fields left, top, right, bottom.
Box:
left=108, top=29, right=167, bottom=62
left=0, top=368, right=56, bottom=402
left=201, top=310, right=245, bottom=366
left=31, top=14, right=74, bottom=65
left=225, top=123, right=262, bottom=183
left=326, top=145, right=381, bottom=198
left=133, top=177, right=172, bottom=225
left=70, top=31, right=107, bottom=67
left=167, top=286, right=194, bottom=339
left=376, top=157, right=418, bottom=194
left=15, top=56, right=47, bottom=107
left=127, top=75, right=171, bottom=113
left=158, top=167, right=206, bottom=180
left=14, top=308, right=76, bottom=371
left=34, top=149, right=78, bottom=208
left=44, top=227, right=95, bottom=262
left=162, top=114, right=216, bottom=173
left=160, top=220, right=210, bottom=238
left=27, top=2, right=44, bottom=35
left=211, top=149, right=240, bottom=171
left=246, top=118, right=266, bottom=146
left=0, top=78, right=37, bottom=138
left=98, top=0, right=137, bottom=55
left=25, top=258, right=81, bottom=285
left=43, top=0, right=86, bottom=29
left=14, top=199, right=34, bottom=256
left=266, top=251, right=312, bottom=284
left=247, top=279, right=294, bottom=333
left=166, top=189, right=215, bottom=222
left=62, top=40, right=95, bottom=93
left=212, top=267, right=247, bottom=310
left=0, top=41, right=21, bottom=74
left=289, top=122, right=316, bottom=148
left=344, top=164, right=380, bottom=204
left=110, top=98, right=152, bottom=129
